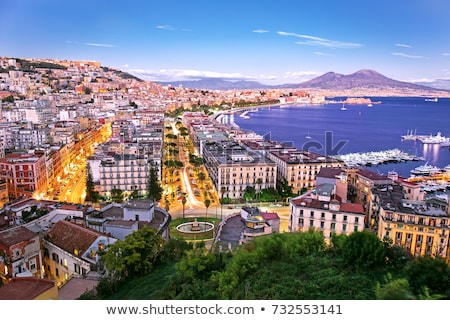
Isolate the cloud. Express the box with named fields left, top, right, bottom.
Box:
left=253, top=29, right=269, bottom=33
left=395, top=43, right=412, bottom=48
left=283, top=71, right=321, bottom=81
left=314, top=51, right=333, bottom=56
left=130, top=68, right=249, bottom=81
left=84, top=43, right=116, bottom=48
left=441, top=53, right=450, bottom=56
left=66, top=40, right=116, bottom=48
left=277, top=31, right=363, bottom=48
left=392, top=52, right=424, bottom=59
left=156, top=25, right=176, bottom=31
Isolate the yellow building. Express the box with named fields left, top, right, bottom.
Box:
left=372, top=183, right=450, bottom=264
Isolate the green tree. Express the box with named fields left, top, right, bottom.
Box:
left=111, top=188, right=125, bottom=203
left=147, top=166, right=162, bottom=202
left=103, top=226, right=164, bottom=280
left=2, top=95, right=14, bottom=103
left=204, top=199, right=211, bottom=218
left=375, top=275, right=414, bottom=300
left=404, top=256, right=450, bottom=298
left=243, top=186, right=256, bottom=202
left=85, top=162, right=99, bottom=203
left=341, top=231, right=386, bottom=269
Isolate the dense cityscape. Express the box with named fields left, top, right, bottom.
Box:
left=0, top=56, right=449, bottom=300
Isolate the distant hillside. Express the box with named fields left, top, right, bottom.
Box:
left=296, top=69, right=436, bottom=91
left=156, top=69, right=449, bottom=96
left=157, top=78, right=273, bottom=90
left=415, top=79, right=450, bottom=91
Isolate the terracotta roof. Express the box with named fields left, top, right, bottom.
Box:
left=45, top=220, right=101, bottom=256
left=0, top=226, right=38, bottom=247
left=339, top=203, right=365, bottom=214
left=261, top=212, right=280, bottom=221
left=317, top=167, right=344, bottom=178
left=357, top=168, right=390, bottom=181
left=0, top=277, right=56, bottom=300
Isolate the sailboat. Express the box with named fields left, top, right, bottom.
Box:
left=305, top=131, right=311, bottom=139
left=340, top=103, right=347, bottom=111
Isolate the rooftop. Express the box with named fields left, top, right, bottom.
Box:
left=0, top=277, right=56, bottom=300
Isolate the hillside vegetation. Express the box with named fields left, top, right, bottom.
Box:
left=81, top=229, right=450, bottom=300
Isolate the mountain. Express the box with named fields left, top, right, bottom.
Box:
left=156, top=69, right=449, bottom=96
left=296, top=69, right=436, bottom=91
left=157, top=78, right=273, bottom=90
left=415, top=79, right=450, bottom=91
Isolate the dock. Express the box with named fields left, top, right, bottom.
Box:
left=333, top=149, right=424, bottom=167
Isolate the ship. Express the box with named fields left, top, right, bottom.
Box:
left=420, top=132, right=450, bottom=144
left=410, top=163, right=442, bottom=176
left=425, top=97, right=438, bottom=102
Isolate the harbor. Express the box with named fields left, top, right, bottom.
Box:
left=332, top=148, right=424, bottom=167
left=401, top=130, right=450, bottom=147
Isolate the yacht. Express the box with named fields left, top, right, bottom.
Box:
left=410, top=163, right=442, bottom=176
left=420, top=132, right=450, bottom=144
left=305, top=131, right=311, bottom=139
left=340, top=103, right=347, bottom=111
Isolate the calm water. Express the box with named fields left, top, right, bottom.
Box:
left=232, top=96, right=450, bottom=178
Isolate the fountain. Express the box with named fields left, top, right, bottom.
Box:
left=176, top=218, right=214, bottom=234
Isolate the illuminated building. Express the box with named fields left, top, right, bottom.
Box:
left=372, top=183, right=450, bottom=264
left=289, top=184, right=365, bottom=242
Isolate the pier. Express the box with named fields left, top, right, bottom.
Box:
left=333, top=149, right=424, bottom=167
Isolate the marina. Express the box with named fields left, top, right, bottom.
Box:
left=401, top=130, right=450, bottom=147
left=332, top=148, right=424, bottom=167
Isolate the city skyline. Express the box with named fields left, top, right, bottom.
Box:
left=1, top=0, right=450, bottom=85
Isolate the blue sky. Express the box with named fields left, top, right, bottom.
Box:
left=1, top=0, right=449, bottom=85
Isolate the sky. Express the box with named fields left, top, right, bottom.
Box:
left=1, top=0, right=450, bottom=85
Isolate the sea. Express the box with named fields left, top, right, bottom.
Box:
left=231, top=96, right=450, bottom=178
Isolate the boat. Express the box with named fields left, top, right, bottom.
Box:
left=410, top=163, right=442, bottom=176
left=305, top=131, right=311, bottom=139
left=367, top=103, right=373, bottom=107
left=340, top=103, right=347, bottom=111
left=425, top=97, right=438, bottom=102
left=420, top=132, right=450, bottom=144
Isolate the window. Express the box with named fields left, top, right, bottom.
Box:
left=332, top=214, right=336, bottom=220
left=343, top=224, right=347, bottom=232
left=309, top=220, right=314, bottom=227
left=298, top=218, right=304, bottom=226
left=353, top=226, right=358, bottom=232
left=299, top=209, right=303, bottom=216
left=355, top=217, right=359, bottom=223
left=343, top=215, right=347, bottom=221
left=320, top=221, right=324, bottom=228
left=321, top=212, right=325, bottom=219
left=331, top=223, right=336, bottom=230
left=310, top=211, right=314, bottom=218
left=29, top=258, right=36, bottom=271
left=74, top=264, right=81, bottom=274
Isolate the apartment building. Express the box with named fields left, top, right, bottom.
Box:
left=372, top=183, right=450, bottom=263
left=0, top=151, right=48, bottom=200
left=0, top=226, right=43, bottom=282
left=203, top=141, right=277, bottom=200
left=42, top=220, right=117, bottom=287
left=289, top=184, right=365, bottom=242
left=347, top=167, right=393, bottom=227
left=269, top=148, right=343, bottom=195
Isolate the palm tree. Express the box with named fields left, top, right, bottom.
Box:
left=220, top=186, right=226, bottom=219
left=181, top=193, right=187, bottom=219
left=204, top=198, right=211, bottom=219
